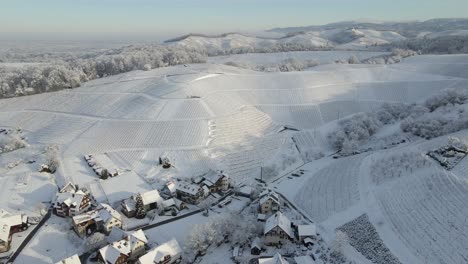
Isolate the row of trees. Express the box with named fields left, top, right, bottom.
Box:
left=0, top=45, right=207, bottom=98
left=224, top=58, right=319, bottom=72
left=185, top=213, right=262, bottom=258
left=328, top=88, right=468, bottom=154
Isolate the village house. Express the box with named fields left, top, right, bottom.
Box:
left=174, top=181, right=205, bottom=204
left=161, top=181, right=177, bottom=197
left=72, top=203, right=122, bottom=237
left=263, top=212, right=294, bottom=245
left=121, top=190, right=163, bottom=218
left=98, top=229, right=148, bottom=264
left=297, top=224, right=317, bottom=243
left=259, top=190, right=280, bottom=215
left=200, top=170, right=230, bottom=193
left=161, top=198, right=187, bottom=212
left=55, top=254, right=82, bottom=264
left=250, top=237, right=262, bottom=255
left=137, top=238, right=182, bottom=264
left=258, top=253, right=289, bottom=264
left=0, top=209, right=28, bottom=253
left=54, top=183, right=92, bottom=217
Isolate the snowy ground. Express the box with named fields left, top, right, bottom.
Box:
left=2, top=53, right=468, bottom=263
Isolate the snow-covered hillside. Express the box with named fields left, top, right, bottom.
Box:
left=2, top=53, right=468, bottom=263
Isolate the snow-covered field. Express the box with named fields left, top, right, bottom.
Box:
left=2, top=53, right=468, bottom=263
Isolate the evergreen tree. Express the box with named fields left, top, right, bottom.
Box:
left=135, top=193, right=146, bottom=219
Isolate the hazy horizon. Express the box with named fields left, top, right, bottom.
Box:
left=2, top=0, right=468, bottom=42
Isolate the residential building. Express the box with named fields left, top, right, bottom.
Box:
left=98, top=229, right=148, bottom=264
left=0, top=209, right=28, bottom=253
left=200, top=170, right=230, bottom=193
left=54, top=184, right=92, bottom=217
left=297, top=224, right=317, bottom=242
left=263, top=212, right=294, bottom=245
left=259, top=191, right=280, bottom=215
left=137, top=239, right=182, bottom=264
left=174, top=181, right=205, bottom=204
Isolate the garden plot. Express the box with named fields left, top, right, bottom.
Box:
left=75, top=119, right=208, bottom=153
left=294, top=154, right=364, bottom=222
left=376, top=171, right=468, bottom=264
left=88, top=171, right=152, bottom=207
left=256, top=104, right=323, bottom=129
left=156, top=99, right=213, bottom=120
left=338, top=214, right=401, bottom=264
left=208, top=107, right=282, bottom=146
left=0, top=170, right=56, bottom=216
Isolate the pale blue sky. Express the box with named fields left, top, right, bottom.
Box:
left=1, top=0, right=467, bottom=38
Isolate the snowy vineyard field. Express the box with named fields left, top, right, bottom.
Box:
left=294, top=154, right=365, bottom=222
left=376, top=171, right=468, bottom=264
left=1, top=53, right=468, bottom=264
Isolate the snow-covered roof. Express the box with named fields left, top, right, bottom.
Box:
left=303, top=237, right=314, bottom=245
left=107, top=227, right=126, bottom=244
left=122, top=198, right=136, bottom=212
left=164, top=181, right=177, bottom=193
left=72, top=210, right=100, bottom=225
left=128, top=229, right=148, bottom=245
left=99, top=240, right=130, bottom=264
left=99, top=229, right=147, bottom=264
left=60, top=182, right=77, bottom=193
left=55, top=254, right=82, bottom=264
left=56, top=191, right=87, bottom=208
left=251, top=237, right=261, bottom=249
left=0, top=209, right=24, bottom=242
left=140, top=190, right=162, bottom=206
left=175, top=181, right=201, bottom=196
left=98, top=203, right=122, bottom=223
left=137, top=239, right=181, bottom=264
left=238, top=186, right=253, bottom=196
left=298, top=224, right=316, bottom=237
left=257, top=214, right=266, bottom=220
left=258, top=253, right=289, bottom=264
left=264, top=212, right=293, bottom=238
left=201, top=170, right=228, bottom=186
left=294, top=255, right=315, bottom=264
left=259, top=191, right=280, bottom=206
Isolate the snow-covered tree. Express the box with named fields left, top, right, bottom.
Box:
left=135, top=193, right=146, bottom=219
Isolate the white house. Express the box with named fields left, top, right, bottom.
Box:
left=264, top=212, right=294, bottom=245
left=200, top=170, right=230, bottom=193
left=55, top=254, right=82, bottom=264
left=258, top=253, right=289, bottom=264
left=259, top=191, right=280, bottom=215
left=297, top=224, right=316, bottom=242
left=137, top=238, right=182, bottom=264
left=121, top=190, right=163, bottom=218
left=174, top=181, right=205, bottom=204
left=98, top=229, right=148, bottom=264
left=54, top=184, right=92, bottom=217
left=0, top=209, right=28, bottom=253
left=72, top=203, right=122, bottom=237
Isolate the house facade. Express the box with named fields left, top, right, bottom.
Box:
left=98, top=229, right=148, bottom=264
left=72, top=203, right=122, bottom=237
left=263, top=212, right=294, bottom=245
left=137, top=238, right=181, bottom=264
left=0, top=209, right=28, bottom=253
left=259, top=191, right=280, bottom=215
left=200, top=170, right=230, bottom=193
left=54, top=186, right=92, bottom=217
left=174, top=181, right=205, bottom=204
